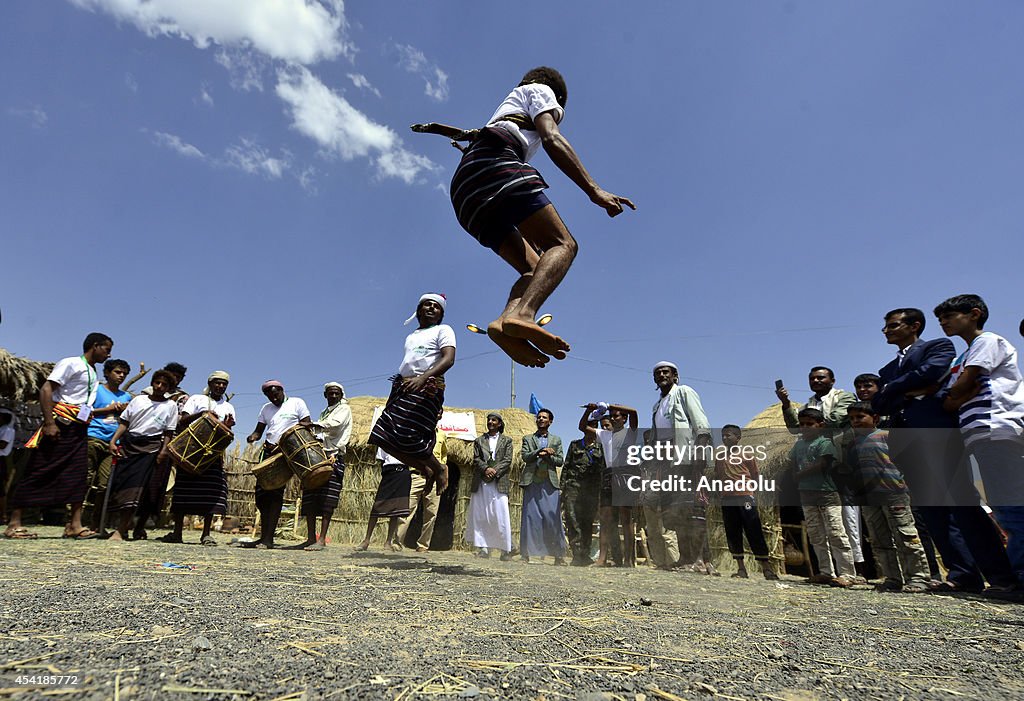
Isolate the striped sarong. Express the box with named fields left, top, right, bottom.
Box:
left=10, top=410, right=90, bottom=508
left=108, top=435, right=164, bottom=513
left=370, top=377, right=444, bottom=459
left=301, top=458, right=345, bottom=516
left=371, top=463, right=412, bottom=518
left=450, top=126, right=549, bottom=248
left=24, top=402, right=84, bottom=449
left=171, top=456, right=228, bottom=516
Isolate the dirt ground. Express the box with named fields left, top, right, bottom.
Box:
left=2, top=527, right=1023, bottom=701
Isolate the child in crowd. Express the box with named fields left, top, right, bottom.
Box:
left=107, top=370, right=179, bottom=541
left=792, top=407, right=858, bottom=587
left=716, top=424, right=777, bottom=579
left=846, top=402, right=930, bottom=592
left=937, top=294, right=1024, bottom=583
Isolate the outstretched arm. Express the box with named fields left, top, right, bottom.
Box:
left=411, top=123, right=478, bottom=141
left=534, top=111, right=635, bottom=217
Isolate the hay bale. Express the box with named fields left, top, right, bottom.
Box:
left=224, top=396, right=542, bottom=549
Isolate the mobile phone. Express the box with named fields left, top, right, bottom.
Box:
left=775, top=379, right=784, bottom=391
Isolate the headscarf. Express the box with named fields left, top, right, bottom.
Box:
left=404, top=293, right=447, bottom=325
left=653, top=360, right=678, bottom=373
left=486, top=412, right=505, bottom=434
left=324, top=381, right=344, bottom=394
left=208, top=370, right=230, bottom=383
left=261, top=380, right=284, bottom=391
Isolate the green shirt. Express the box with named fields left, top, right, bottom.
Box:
left=791, top=435, right=839, bottom=492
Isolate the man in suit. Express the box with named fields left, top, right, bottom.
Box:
left=520, top=409, right=567, bottom=564
left=873, top=307, right=1017, bottom=593
left=465, top=412, right=514, bottom=559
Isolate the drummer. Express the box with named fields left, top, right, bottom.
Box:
left=160, top=371, right=236, bottom=546
left=300, top=382, right=352, bottom=551
left=246, top=380, right=311, bottom=549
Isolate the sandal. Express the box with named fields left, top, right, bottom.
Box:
left=157, top=533, right=184, bottom=544
left=303, top=543, right=326, bottom=551
left=62, top=528, right=98, bottom=540
left=901, top=582, right=929, bottom=594
left=3, top=527, right=39, bottom=540
left=200, top=535, right=218, bottom=547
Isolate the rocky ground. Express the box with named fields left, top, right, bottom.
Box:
left=1, top=527, right=1023, bottom=700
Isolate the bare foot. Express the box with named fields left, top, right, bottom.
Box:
left=354, top=541, right=370, bottom=552
left=304, top=543, right=326, bottom=551
left=109, top=531, right=124, bottom=541
left=487, top=323, right=549, bottom=367
left=500, top=317, right=569, bottom=358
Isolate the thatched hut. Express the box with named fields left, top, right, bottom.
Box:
left=0, top=348, right=52, bottom=449
left=225, top=397, right=541, bottom=549
left=704, top=402, right=800, bottom=573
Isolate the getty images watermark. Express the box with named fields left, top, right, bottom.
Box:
left=621, top=441, right=776, bottom=494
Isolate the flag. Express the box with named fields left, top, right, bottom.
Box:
left=528, top=393, right=544, bottom=415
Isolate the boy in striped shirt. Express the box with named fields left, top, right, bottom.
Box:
left=937, top=294, right=1024, bottom=585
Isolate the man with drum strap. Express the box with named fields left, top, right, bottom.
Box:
left=247, top=380, right=311, bottom=549
left=160, top=371, right=236, bottom=546
left=369, top=293, right=456, bottom=495
left=300, top=382, right=352, bottom=551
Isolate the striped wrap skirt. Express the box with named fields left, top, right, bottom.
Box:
left=301, top=458, right=345, bottom=516
left=369, top=376, right=444, bottom=459
left=171, top=456, right=228, bottom=516
left=10, top=418, right=90, bottom=508
left=450, top=126, right=550, bottom=251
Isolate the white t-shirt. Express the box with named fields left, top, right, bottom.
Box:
left=653, top=395, right=673, bottom=431
left=47, top=356, right=98, bottom=406
left=595, top=426, right=637, bottom=469
left=120, top=395, right=180, bottom=438
left=258, top=397, right=311, bottom=445
left=376, top=446, right=404, bottom=466
left=399, top=324, right=457, bottom=377
left=181, top=394, right=236, bottom=424
left=488, top=83, right=564, bottom=161
left=0, top=423, right=15, bottom=457
left=948, top=332, right=1024, bottom=444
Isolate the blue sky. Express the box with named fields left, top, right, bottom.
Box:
left=3, top=1, right=1022, bottom=436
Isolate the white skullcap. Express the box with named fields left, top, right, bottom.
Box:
left=653, top=361, right=678, bottom=373
left=324, top=382, right=344, bottom=393
left=404, top=293, right=447, bottom=325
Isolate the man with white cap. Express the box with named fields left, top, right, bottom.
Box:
left=160, top=371, right=236, bottom=545
left=652, top=361, right=716, bottom=574
left=246, top=380, right=312, bottom=549
left=369, top=293, right=456, bottom=495
left=299, top=382, right=352, bottom=551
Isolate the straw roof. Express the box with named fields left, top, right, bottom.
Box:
left=0, top=348, right=53, bottom=403
left=345, top=395, right=540, bottom=462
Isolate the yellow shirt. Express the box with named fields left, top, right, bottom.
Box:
left=432, top=428, right=448, bottom=463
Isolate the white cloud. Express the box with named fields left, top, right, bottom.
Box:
left=199, top=83, right=214, bottom=106
left=275, top=66, right=436, bottom=183
left=215, top=49, right=266, bottom=91
left=125, top=72, right=139, bottom=93
left=70, top=0, right=352, bottom=64
left=7, top=105, right=48, bottom=129
left=224, top=139, right=289, bottom=179
left=347, top=72, right=380, bottom=98
left=395, top=43, right=449, bottom=102
left=152, top=130, right=205, bottom=159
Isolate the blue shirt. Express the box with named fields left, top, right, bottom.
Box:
left=88, top=385, right=132, bottom=442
